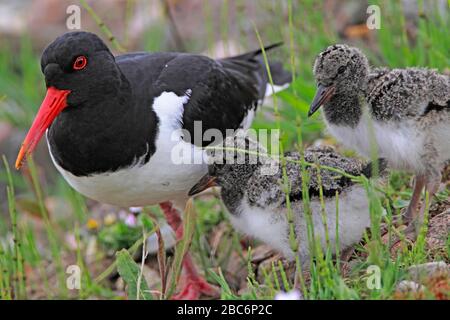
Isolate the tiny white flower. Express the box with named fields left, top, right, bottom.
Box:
left=129, top=206, right=142, bottom=213
left=274, top=289, right=303, bottom=300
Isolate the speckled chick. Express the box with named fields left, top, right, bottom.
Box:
left=310, top=44, right=450, bottom=234
left=189, top=133, right=384, bottom=263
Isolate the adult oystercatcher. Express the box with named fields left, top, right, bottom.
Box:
left=15, top=31, right=291, bottom=299
left=309, top=44, right=449, bottom=241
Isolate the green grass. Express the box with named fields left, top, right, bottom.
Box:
left=0, top=0, right=449, bottom=300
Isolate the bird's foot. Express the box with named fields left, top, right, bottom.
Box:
left=400, top=174, right=426, bottom=225
left=389, top=223, right=419, bottom=254
left=172, top=274, right=220, bottom=300
left=401, top=206, right=417, bottom=225
left=159, top=201, right=220, bottom=299
left=340, top=246, right=355, bottom=263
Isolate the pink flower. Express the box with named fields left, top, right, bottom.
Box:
left=124, top=214, right=137, bottom=227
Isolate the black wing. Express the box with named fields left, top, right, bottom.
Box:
left=117, top=46, right=289, bottom=147
left=155, top=46, right=290, bottom=146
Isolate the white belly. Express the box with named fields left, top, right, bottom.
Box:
left=230, top=200, right=290, bottom=257
left=303, top=186, right=371, bottom=256
left=230, top=186, right=371, bottom=261
left=326, top=116, right=424, bottom=172
left=49, top=140, right=207, bottom=207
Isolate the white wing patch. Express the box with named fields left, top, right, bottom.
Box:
left=265, top=83, right=289, bottom=97
left=152, top=91, right=191, bottom=130
left=239, top=108, right=255, bottom=130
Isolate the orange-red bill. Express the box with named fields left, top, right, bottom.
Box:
left=15, top=87, right=70, bottom=169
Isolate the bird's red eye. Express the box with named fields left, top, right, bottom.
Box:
left=73, top=56, right=87, bottom=70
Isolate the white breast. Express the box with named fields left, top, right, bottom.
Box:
left=326, top=114, right=424, bottom=172
left=230, top=186, right=371, bottom=261
left=229, top=200, right=290, bottom=257
left=302, top=186, right=371, bottom=257
left=48, top=91, right=208, bottom=207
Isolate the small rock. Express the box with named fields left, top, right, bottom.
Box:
left=396, top=280, right=425, bottom=294
left=395, top=262, right=449, bottom=299
left=407, top=261, right=449, bottom=282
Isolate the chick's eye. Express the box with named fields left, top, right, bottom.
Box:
left=73, top=56, right=87, bottom=70
left=337, top=66, right=346, bottom=74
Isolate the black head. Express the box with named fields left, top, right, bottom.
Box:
left=309, top=44, right=369, bottom=116
left=41, top=31, right=122, bottom=106
left=16, top=31, right=123, bottom=169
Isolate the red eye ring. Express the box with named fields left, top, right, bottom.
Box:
left=73, top=56, right=87, bottom=70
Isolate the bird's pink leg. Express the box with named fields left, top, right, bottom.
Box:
left=390, top=175, right=427, bottom=249
left=159, top=201, right=219, bottom=300
left=403, top=174, right=426, bottom=225
left=396, top=173, right=440, bottom=243
left=414, top=176, right=440, bottom=231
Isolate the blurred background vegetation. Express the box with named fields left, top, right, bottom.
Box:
left=0, top=0, right=448, bottom=300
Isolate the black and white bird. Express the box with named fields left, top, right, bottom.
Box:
left=189, top=133, right=384, bottom=263
left=15, top=31, right=291, bottom=299
left=309, top=44, right=449, bottom=239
